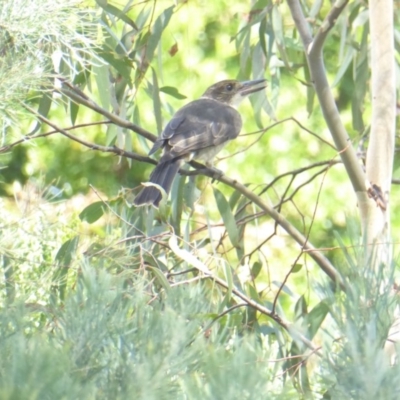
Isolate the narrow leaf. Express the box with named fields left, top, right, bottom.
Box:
left=97, top=47, right=133, bottom=84
left=79, top=201, right=106, bottom=223
left=332, top=47, right=355, bottom=87
left=29, top=93, right=53, bottom=135
left=96, top=1, right=138, bottom=30
left=294, top=294, right=308, bottom=320
left=271, top=5, right=284, bottom=46
left=145, top=6, right=174, bottom=63
left=223, top=263, right=233, bottom=302
left=56, top=236, right=80, bottom=267
left=149, top=266, right=171, bottom=293
left=306, top=301, right=329, bottom=339
left=70, top=101, right=79, bottom=125
left=159, top=86, right=187, bottom=99
left=94, top=64, right=111, bottom=111
left=251, top=261, right=262, bottom=279
left=292, top=263, right=303, bottom=273
left=213, top=188, right=240, bottom=248
left=53, top=236, right=80, bottom=301
left=152, top=69, right=162, bottom=134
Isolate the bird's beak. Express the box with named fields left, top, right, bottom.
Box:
left=239, top=79, right=267, bottom=96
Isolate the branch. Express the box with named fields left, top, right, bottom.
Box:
left=194, top=164, right=345, bottom=290
left=287, top=0, right=367, bottom=196
left=58, top=80, right=157, bottom=143
left=23, top=105, right=155, bottom=164
left=168, top=234, right=323, bottom=355
left=0, top=121, right=111, bottom=153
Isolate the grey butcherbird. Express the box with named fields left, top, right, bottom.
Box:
left=133, top=78, right=267, bottom=207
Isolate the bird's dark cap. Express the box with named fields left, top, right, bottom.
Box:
left=239, top=79, right=267, bottom=97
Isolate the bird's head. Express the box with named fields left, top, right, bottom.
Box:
left=202, top=79, right=267, bottom=106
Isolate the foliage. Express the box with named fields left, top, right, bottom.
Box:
left=0, top=241, right=292, bottom=399
left=0, top=0, right=98, bottom=125
left=0, top=0, right=399, bottom=398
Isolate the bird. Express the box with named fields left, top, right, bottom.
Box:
left=133, top=78, right=267, bottom=207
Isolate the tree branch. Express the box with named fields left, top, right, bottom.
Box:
left=23, top=105, right=155, bottom=164
left=287, top=0, right=367, bottom=197
left=58, top=80, right=157, bottom=143
left=0, top=121, right=111, bottom=153
left=168, top=234, right=323, bottom=354
left=195, top=164, right=345, bottom=290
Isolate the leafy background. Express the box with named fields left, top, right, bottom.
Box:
left=1, top=0, right=400, bottom=398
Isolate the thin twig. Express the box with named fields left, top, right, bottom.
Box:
left=0, top=120, right=111, bottom=153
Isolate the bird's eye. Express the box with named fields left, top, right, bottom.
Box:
left=225, top=83, right=234, bottom=91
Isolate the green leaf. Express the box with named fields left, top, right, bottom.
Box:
left=149, top=266, right=171, bottom=293
left=171, top=174, right=186, bottom=236
left=56, top=236, right=80, bottom=267
left=93, top=64, right=111, bottom=111
left=213, top=188, right=240, bottom=248
left=70, top=101, right=79, bottom=125
left=152, top=69, right=162, bottom=134
left=96, top=1, right=138, bottom=30
left=251, top=261, right=262, bottom=279
left=258, top=18, right=268, bottom=58
left=106, top=123, right=118, bottom=146
left=294, top=294, right=308, bottom=320
left=183, top=175, right=198, bottom=210
left=79, top=201, right=106, bottom=223
left=97, top=47, right=133, bottom=84
left=271, top=5, right=284, bottom=46
left=228, top=189, right=242, bottom=210
left=223, top=263, right=233, bottom=302
left=145, top=6, right=174, bottom=63
left=53, top=236, right=80, bottom=301
left=29, top=92, right=53, bottom=135
left=252, top=0, right=269, bottom=10
left=273, top=280, right=294, bottom=296
left=332, top=47, right=355, bottom=87
left=247, top=283, right=261, bottom=302
left=292, top=263, right=303, bottom=273
left=159, top=86, right=187, bottom=99
left=306, top=301, right=329, bottom=340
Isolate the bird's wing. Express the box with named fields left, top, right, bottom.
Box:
left=160, top=99, right=242, bottom=160
left=149, top=116, right=185, bottom=155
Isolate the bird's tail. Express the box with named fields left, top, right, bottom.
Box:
left=133, top=160, right=182, bottom=207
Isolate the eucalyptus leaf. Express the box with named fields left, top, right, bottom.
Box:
left=213, top=188, right=240, bottom=248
